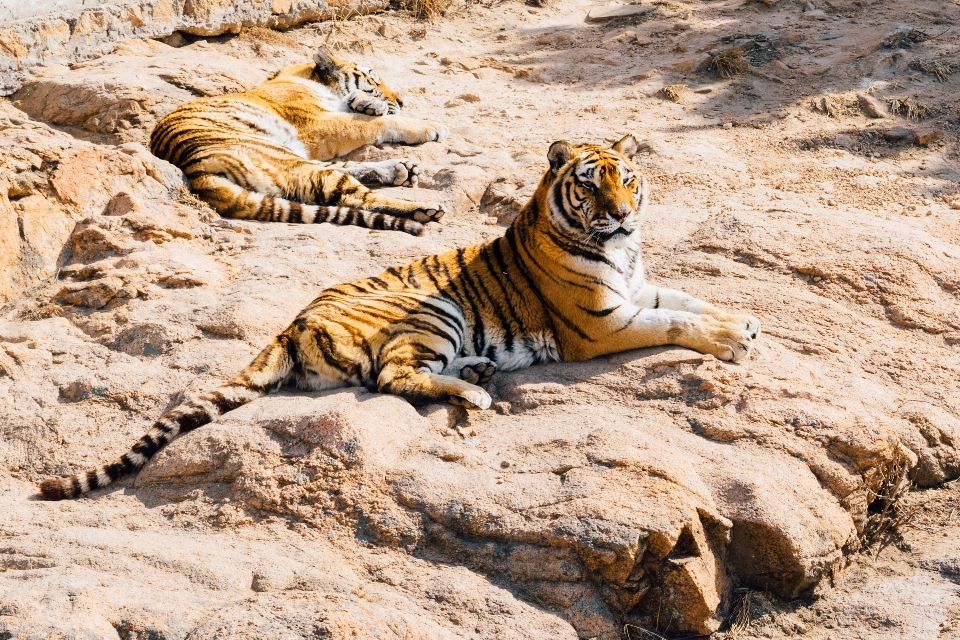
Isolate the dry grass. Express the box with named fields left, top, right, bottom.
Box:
left=910, top=58, right=958, bottom=82
left=859, top=450, right=920, bottom=554
left=403, top=0, right=455, bottom=21
left=888, top=96, right=931, bottom=120
left=657, top=84, right=688, bottom=103
left=725, top=589, right=756, bottom=639
left=810, top=94, right=857, bottom=118
left=699, top=47, right=750, bottom=79
left=18, top=300, right=62, bottom=322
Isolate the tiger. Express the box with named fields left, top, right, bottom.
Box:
left=148, top=46, right=450, bottom=236
left=40, top=135, right=761, bottom=500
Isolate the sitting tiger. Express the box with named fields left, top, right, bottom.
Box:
left=149, top=46, right=449, bottom=236
left=40, top=135, right=761, bottom=500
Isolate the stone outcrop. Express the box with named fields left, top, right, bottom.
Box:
left=0, top=0, right=389, bottom=95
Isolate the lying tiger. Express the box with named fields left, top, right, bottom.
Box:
left=149, top=46, right=449, bottom=236
left=40, top=135, right=761, bottom=500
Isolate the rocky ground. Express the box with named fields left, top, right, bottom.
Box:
left=1, top=0, right=960, bottom=638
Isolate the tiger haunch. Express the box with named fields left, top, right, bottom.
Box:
left=149, top=46, right=450, bottom=235
left=39, top=135, right=760, bottom=500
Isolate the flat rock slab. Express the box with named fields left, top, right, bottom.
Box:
left=586, top=4, right=654, bottom=21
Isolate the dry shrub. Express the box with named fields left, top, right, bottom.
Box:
left=403, top=0, right=454, bottom=21
left=910, top=58, right=958, bottom=82
left=888, top=96, right=930, bottom=120
left=657, top=84, right=688, bottom=103
left=700, top=47, right=750, bottom=79
left=860, top=450, right=920, bottom=554
left=883, top=28, right=929, bottom=49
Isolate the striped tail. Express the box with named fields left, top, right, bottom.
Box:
left=190, top=173, right=424, bottom=236
left=38, top=334, right=299, bottom=500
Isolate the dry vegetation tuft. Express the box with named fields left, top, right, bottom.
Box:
left=860, top=451, right=920, bottom=554
left=725, top=589, right=756, bottom=639
left=657, top=84, right=688, bottom=103
left=404, top=0, right=455, bottom=21
left=888, top=96, right=931, bottom=120
left=810, top=94, right=857, bottom=118
left=699, top=47, right=750, bottom=79
left=883, top=28, right=929, bottom=49
left=910, top=58, right=958, bottom=82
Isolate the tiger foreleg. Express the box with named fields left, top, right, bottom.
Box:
left=325, top=159, right=420, bottom=187
left=378, top=361, right=492, bottom=410
left=367, top=116, right=450, bottom=146
left=587, top=306, right=757, bottom=363
left=633, top=284, right=761, bottom=341
left=308, top=167, right=446, bottom=223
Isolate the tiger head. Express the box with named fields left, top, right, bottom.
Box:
left=312, top=47, right=404, bottom=115
left=540, top=135, right=646, bottom=247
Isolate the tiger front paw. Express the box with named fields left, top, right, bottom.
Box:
left=696, top=316, right=758, bottom=363
left=426, top=123, right=449, bottom=143
left=347, top=91, right=389, bottom=116
left=449, top=388, right=492, bottom=410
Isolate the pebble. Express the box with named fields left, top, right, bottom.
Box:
left=827, top=199, right=836, bottom=206
left=722, top=122, right=733, bottom=129
left=951, top=201, right=960, bottom=210
left=501, top=460, right=511, bottom=468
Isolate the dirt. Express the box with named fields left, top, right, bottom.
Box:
left=1, top=0, right=960, bottom=638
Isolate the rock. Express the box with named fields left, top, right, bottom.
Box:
left=57, top=276, right=125, bottom=309
left=103, top=192, right=142, bottom=217
left=586, top=5, right=654, bottom=22
left=12, top=41, right=264, bottom=144
left=857, top=93, right=885, bottom=118
left=915, top=129, right=942, bottom=146
left=883, top=127, right=915, bottom=142
left=801, top=9, right=828, bottom=20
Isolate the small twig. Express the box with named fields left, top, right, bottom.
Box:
left=624, top=624, right=668, bottom=640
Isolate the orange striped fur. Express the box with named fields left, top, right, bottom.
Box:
left=149, top=47, right=450, bottom=235
left=40, top=135, right=760, bottom=500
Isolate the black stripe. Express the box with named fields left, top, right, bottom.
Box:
left=579, top=305, right=620, bottom=317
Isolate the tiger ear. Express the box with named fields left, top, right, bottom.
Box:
left=313, top=46, right=341, bottom=79
left=612, top=134, right=638, bottom=157
left=548, top=141, right=574, bottom=173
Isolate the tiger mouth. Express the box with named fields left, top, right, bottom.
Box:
left=591, top=226, right=632, bottom=241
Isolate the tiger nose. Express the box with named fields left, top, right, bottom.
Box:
left=610, top=203, right=632, bottom=222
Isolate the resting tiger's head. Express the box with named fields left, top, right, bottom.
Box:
left=312, top=46, right=403, bottom=114
left=540, top=135, right=647, bottom=247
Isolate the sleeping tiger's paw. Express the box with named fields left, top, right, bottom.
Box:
left=445, top=357, right=497, bottom=385
left=450, top=388, right=492, bottom=410
left=420, top=122, right=449, bottom=143
left=411, top=203, right=446, bottom=223
left=391, top=158, right=419, bottom=187
left=347, top=91, right=389, bottom=116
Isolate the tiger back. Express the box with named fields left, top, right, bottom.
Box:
left=40, top=135, right=761, bottom=500
left=149, top=46, right=450, bottom=235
